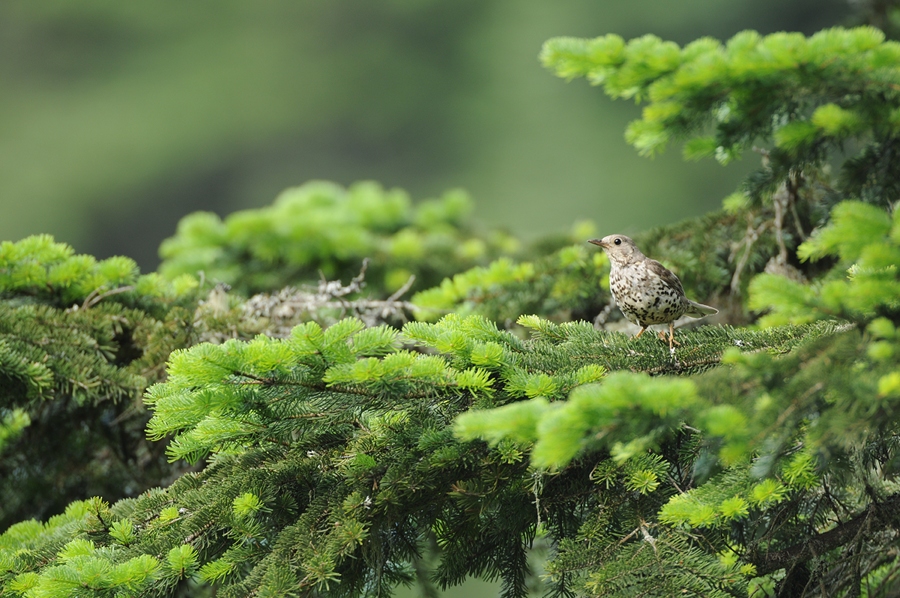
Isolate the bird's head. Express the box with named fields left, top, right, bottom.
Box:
left=588, top=235, right=644, bottom=266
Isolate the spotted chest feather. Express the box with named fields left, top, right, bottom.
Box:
left=609, top=259, right=689, bottom=326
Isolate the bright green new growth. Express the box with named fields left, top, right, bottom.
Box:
left=542, top=27, right=900, bottom=208
left=751, top=200, right=900, bottom=325
left=158, top=180, right=520, bottom=296
left=457, top=212, right=900, bottom=595
left=0, top=234, right=197, bottom=312
left=455, top=370, right=699, bottom=468
left=0, top=234, right=196, bottom=406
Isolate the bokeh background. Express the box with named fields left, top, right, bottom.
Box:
left=0, top=0, right=853, bottom=272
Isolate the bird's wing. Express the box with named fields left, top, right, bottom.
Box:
left=646, top=259, right=685, bottom=295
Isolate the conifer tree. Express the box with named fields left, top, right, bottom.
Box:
left=2, top=24, right=900, bottom=598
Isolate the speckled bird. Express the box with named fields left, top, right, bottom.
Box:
left=589, top=235, right=717, bottom=350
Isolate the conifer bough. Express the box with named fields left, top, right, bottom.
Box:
left=3, top=25, right=900, bottom=598
left=542, top=26, right=900, bottom=206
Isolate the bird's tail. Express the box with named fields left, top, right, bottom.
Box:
left=685, top=300, right=718, bottom=318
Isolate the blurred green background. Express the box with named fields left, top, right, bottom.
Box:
left=0, top=0, right=851, bottom=271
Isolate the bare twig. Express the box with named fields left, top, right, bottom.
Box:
left=237, top=261, right=416, bottom=337
left=730, top=219, right=770, bottom=295
left=81, top=285, right=135, bottom=310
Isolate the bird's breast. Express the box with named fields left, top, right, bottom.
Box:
left=608, top=262, right=688, bottom=326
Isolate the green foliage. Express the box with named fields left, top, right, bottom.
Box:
left=2, top=312, right=820, bottom=598
left=441, top=25, right=900, bottom=597
left=537, top=26, right=900, bottom=341
left=750, top=200, right=900, bottom=326
left=447, top=25, right=900, bottom=593
left=0, top=410, right=29, bottom=457
left=457, top=371, right=699, bottom=469
left=412, top=205, right=799, bottom=327
left=458, top=320, right=884, bottom=490
left=452, top=206, right=900, bottom=596
left=158, top=181, right=520, bottom=296
left=7, top=21, right=900, bottom=598
left=460, top=255, right=900, bottom=596
left=412, top=257, right=542, bottom=321
left=0, top=236, right=200, bottom=530
left=0, top=235, right=197, bottom=316
left=542, top=26, right=900, bottom=207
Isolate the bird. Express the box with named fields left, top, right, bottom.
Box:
left=588, top=235, right=717, bottom=350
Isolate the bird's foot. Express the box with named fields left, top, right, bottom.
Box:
left=657, top=331, right=680, bottom=347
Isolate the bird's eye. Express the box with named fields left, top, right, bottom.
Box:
left=614, top=238, right=621, bottom=245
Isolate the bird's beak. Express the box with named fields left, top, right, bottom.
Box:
left=588, top=238, right=607, bottom=248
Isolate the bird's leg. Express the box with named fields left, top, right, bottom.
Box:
left=658, top=323, right=681, bottom=349
left=667, top=322, right=680, bottom=350
left=633, top=327, right=648, bottom=340
left=655, top=326, right=679, bottom=344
